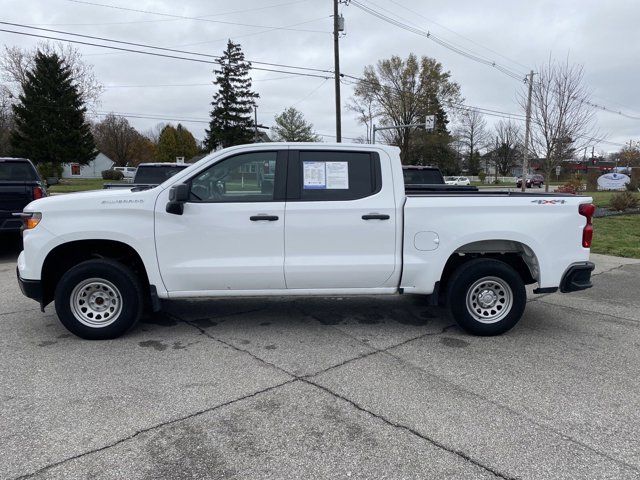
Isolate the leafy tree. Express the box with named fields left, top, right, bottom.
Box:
left=130, top=136, right=156, bottom=165
left=11, top=51, right=95, bottom=169
left=92, top=113, right=145, bottom=166
left=204, top=40, right=259, bottom=150
left=410, top=101, right=457, bottom=173
left=351, top=53, right=461, bottom=164
left=272, top=107, right=320, bottom=142
left=612, top=140, right=640, bottom=167
left=156, top=124, right=198, bottom=162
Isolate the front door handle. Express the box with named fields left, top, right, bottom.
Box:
left=362, top=214, right=390, bottom=220
left=250, top=215, right=279, bottom=221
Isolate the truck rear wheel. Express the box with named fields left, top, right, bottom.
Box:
left=447, top=258, right=526, bottom=336
left=54, top=259, right=143, bottom=340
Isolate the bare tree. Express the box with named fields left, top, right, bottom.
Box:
left=92, top=113, right=143, bottom=166
left=521, top=58, right=597, bottom=191
left=0, top=86, right=13, bottom=155
left=1, top=42, right=103, bottom=110
left=456, top=109, right=490, bottom=175
left=494, top=119, right=522, bottom=176
left=143, top=123, right=168, bottom=145
left=347, top=89, right=377, bottom=143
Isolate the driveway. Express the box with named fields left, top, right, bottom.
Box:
left=1, top=237, right=639, bottom=479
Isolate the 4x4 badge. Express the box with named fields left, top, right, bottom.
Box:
left=531, top=199, right=566, bottom=204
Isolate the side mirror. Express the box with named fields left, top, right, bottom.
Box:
left=166, top=184, right=189, bottom=215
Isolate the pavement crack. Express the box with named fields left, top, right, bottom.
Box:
left=14, top=379, right=297, bottom=480
left=176, top=312, right=516, bottom=478
left=304, top=378, right=516, bottom=480
left=171, top=312, right=298, bottom=378
left=303, top=323, right=458, bottom=378
left=377, top=349, right=640, bottom=475
left=171, top=310, right=640, bottom=477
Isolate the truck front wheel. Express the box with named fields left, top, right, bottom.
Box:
left=447, top=259, right=526, bottom=336
left=54, top=259, right=143, bottom=340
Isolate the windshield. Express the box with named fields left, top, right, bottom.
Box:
left=0, top=161, right=38, bottom=181
left=135, top=165, right=188, bottom=184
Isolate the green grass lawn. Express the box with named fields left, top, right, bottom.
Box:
left=591, top=215, right=640, bottom=259
left=225, top=180, right=260, bottom=191
left=49, top=178, right=125, bottom=193
left=582, top=191, right=615, bottom=208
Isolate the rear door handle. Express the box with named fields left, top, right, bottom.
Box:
left=362, top=214, right=390, bottom=220
left=250, top=215, right=279, bottom=221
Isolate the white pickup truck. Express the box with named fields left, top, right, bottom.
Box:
left=16, top=143, right=595, bottom=339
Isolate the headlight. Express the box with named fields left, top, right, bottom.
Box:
left=15, top=212, right=42, bottom=231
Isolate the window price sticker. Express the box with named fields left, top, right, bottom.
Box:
left=303, top=161, right=349, bottom=189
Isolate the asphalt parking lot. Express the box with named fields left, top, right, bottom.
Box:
left=1, top=235, right=640, bottom=480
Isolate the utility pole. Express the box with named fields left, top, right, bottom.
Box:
left=333, top=0, right=342, bottom=142
left=254, top=106, right=258, bottom=142
left=521, top=70, right=534, bottom=192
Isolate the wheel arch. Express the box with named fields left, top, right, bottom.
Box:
left=41, top=239, right=150, bottom=309
left=436, top=239, right=540, bottom=303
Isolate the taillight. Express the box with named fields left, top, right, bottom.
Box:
left=33, top=186, right=44, bottom=199
left=579, top=203, right=595, bottom=248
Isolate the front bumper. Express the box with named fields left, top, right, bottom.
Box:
left=0, top=216, right=23, bottom=231
left=560, top=261, right=595, bottom=293
left=17, top=267, right=43, bottom=304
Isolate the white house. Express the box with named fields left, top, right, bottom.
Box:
left=62, top=152, right=114, bottom=179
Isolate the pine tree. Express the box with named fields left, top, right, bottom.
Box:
left=272, top=107, right=320, bottom=142
left=204, top=40, right=259, bottom=151
left=11, top=51, right=95, bottom=169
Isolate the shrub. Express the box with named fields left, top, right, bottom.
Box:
left=102, top=169, right=124, bottom=180
left=37, top=162, right=63, bottom=179
left=556, top=177, right=583, bottom=195
left=609, top=191, right=639, bottom=211
left=586, top=171, right=599, bottom=191
left=556, top=183, right=577, bottom=195
left=478, top=171, right=486, bottom=184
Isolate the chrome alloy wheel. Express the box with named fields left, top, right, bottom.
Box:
left=70, top=278, right=123, bottom=328
left=465, top=276, right=513, bottom=324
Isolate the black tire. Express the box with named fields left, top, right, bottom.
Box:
left=54, top=259, right=143, bottom=340
left=447, top=258, right=526, bottom=336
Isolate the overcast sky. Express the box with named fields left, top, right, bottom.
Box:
left=1, top=0, right=638, bottom=152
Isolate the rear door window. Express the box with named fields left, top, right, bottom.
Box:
left=288, top=151, right=381, bottom=201
left=0, top=161, right=38, bottom=181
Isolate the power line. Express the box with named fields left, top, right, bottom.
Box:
left=0, top=22, right=334, bottom=75
left=0, top=28, right=333, bottom=79
left=349, top=0, right=526, bottom=82
left=28, top=0, right=314, bottom=26
left=104, top=76, right=301, bottom=89
left=63, top=0, right=330, bottom=33
left=349, top=1, right=640, bottom=123
left=385, top=0, right=531, bottom=72
left=340, top=78, right=624, bottom=147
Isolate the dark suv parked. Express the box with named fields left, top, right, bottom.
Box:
left=0, top=158, right=46, bottom=233
left=516, top=174, right=544, bottom=188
